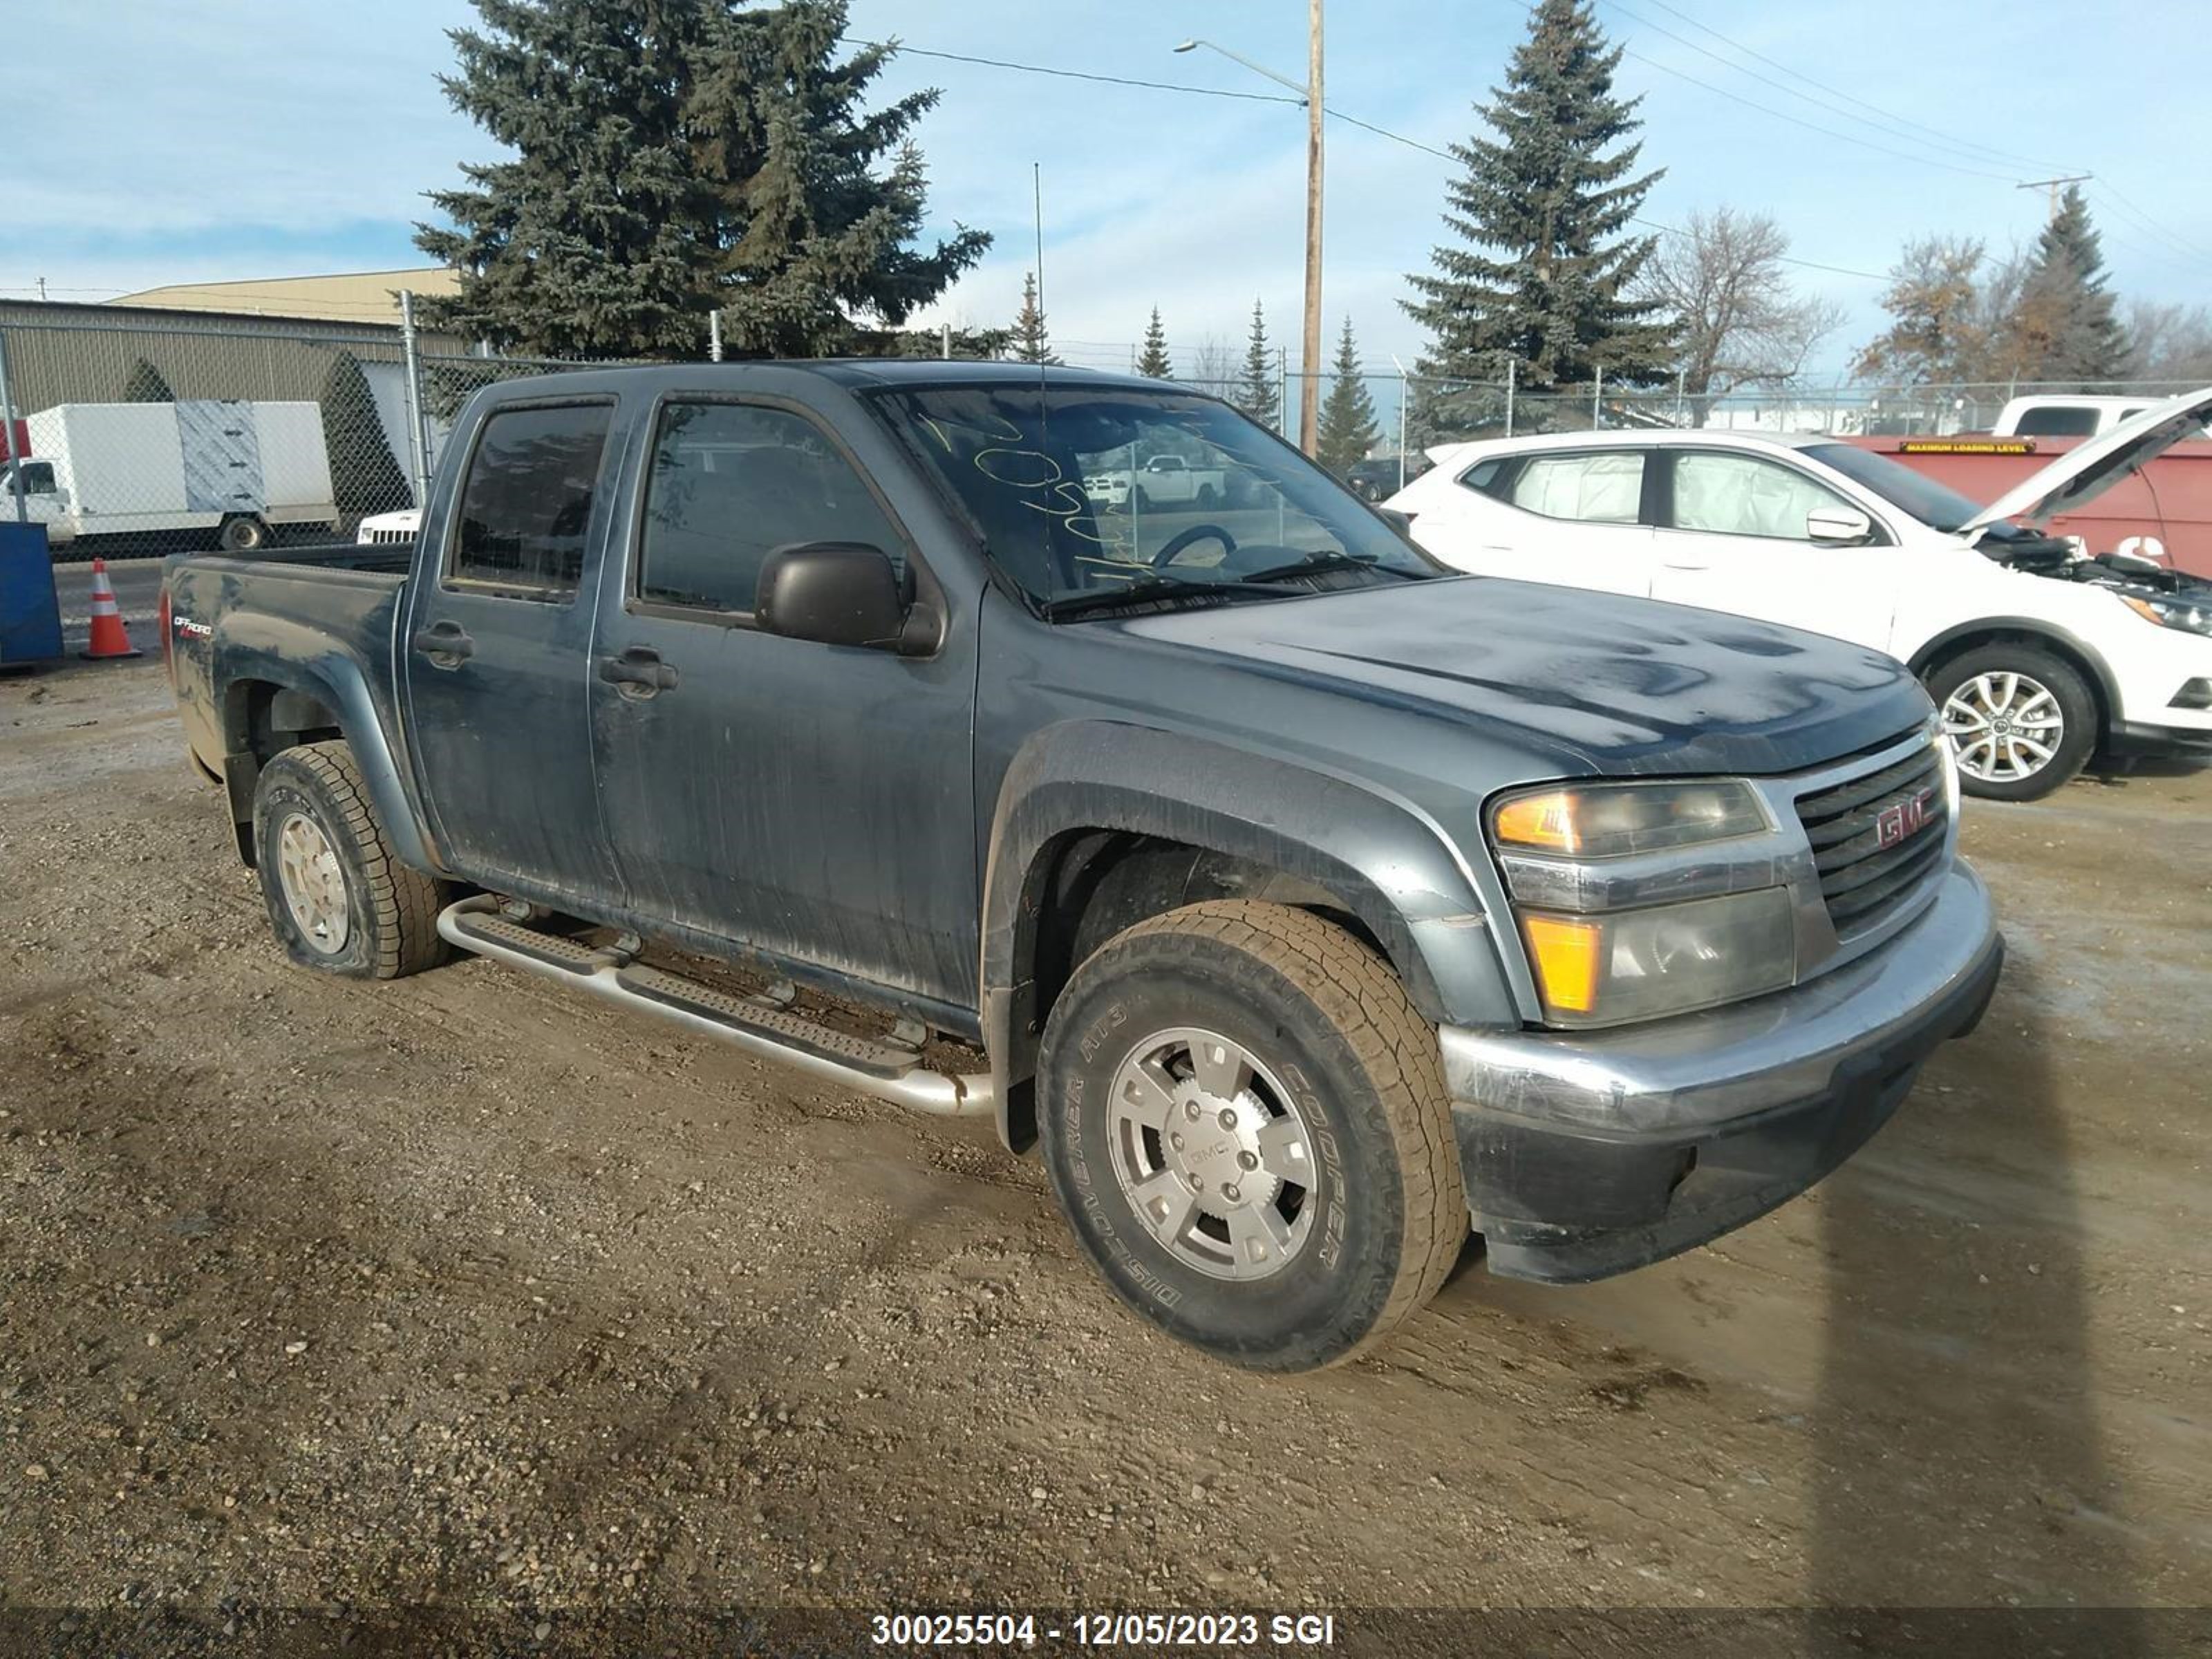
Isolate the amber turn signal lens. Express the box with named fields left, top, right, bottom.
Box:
left=1520, top=913, right=1603, bottom=1015
left=1492, top=790, right=1577, bottom=852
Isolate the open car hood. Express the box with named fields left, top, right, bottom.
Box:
left=1958, top=384, right=2212, bottom=535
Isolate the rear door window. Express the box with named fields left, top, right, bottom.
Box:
left=635, top=401, right=903, bottom=617
left=446, top=402, right=612, bottom=599
left=1502, top=451, right=1645, bottom=523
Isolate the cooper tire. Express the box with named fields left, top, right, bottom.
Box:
left=1926, top=644, right=2096, bottom=801
left=251, top=740, right=448, bottom=980
left=1038, top=900, right=1465, bottom=1371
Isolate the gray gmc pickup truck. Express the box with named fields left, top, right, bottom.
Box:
left=162, top=362, right=2003, bottom=1371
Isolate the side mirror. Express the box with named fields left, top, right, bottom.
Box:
left=1806, top=507, right=1874, bottom=546
left=756, top=541, right=933, bottom=655
left=1373, top=505, right=1414, bottom=535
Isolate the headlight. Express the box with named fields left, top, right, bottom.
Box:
left=1491, top=780, right=1792, bottom=1027
left=1492, top=779, right=1769, bottom=858
left=1515, top=889, right=1797, bottom=1027
left=2120, top=593, right=2212, bottom=637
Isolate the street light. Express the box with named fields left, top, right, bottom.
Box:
left=1174, top=9, right=1324, bottom=461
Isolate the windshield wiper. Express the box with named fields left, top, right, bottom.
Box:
left=1237, top=550, right=1419, bottom=584
left=1040, top=574, right=1300, bottom=621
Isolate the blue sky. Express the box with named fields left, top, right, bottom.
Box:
left=7, top=0, right=2209, bottom=379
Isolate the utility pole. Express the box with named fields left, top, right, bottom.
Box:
left=1299, top=0, right=1324, bottom=460
left=2017, top=174, right=2091, bottom=223
left=1174, top=15, right=1325, bottom=457
left=397, top=290, right=431, bottom=508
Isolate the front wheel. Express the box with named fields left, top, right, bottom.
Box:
left=1038, top=901, right=1466, bottom=1371
left=1926, top=644, right=2096, bottom=801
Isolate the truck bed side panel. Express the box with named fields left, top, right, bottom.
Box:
left=164, top=547, right=438, bottom=873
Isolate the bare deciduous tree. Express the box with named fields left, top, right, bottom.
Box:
left=1181, top=335, right=1240, bottom=398
left=1640, top=208, right=1843, bottom=419
left=2123, top=299, right=2212, bottom=382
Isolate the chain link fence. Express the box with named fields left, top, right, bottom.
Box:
left=5, top=306, right=2200, bottom=556
left=0, top=310, right=621, bottom=563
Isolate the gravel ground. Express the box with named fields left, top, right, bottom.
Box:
left=1, top=659, right=2208, bottom=1651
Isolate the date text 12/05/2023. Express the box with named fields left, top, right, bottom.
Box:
left=868, top=1612, right=1340, bottom=1647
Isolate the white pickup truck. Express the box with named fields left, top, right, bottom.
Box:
left=1091, top=453, right=1228, bottom=512
left=1993, top=393, right=2212, bottom=440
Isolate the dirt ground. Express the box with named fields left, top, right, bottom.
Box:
left=2, top=659, right=2208, bottom=1648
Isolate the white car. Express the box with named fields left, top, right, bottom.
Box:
left=1386, top=388, right=2212, bottom=800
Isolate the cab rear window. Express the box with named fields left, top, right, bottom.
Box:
left=447, top=402, right=613, bottom=599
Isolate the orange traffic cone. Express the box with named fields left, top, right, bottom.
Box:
left=81, top=557, right=143, bottom=661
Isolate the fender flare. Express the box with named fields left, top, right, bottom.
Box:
left=213, top=617, right=442, bottom=876
left=979, top=721, right=1521, bottom=1149
left=1905, top=615, right=2123, bottom=729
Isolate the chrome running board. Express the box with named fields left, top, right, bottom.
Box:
left=437, top=895, right=992, bottom=1118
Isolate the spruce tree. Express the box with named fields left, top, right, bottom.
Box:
left=1317, top=317, right=1380, bottom=475
left=2007, top=187, right=2128, bottom=384
left=415, top=0, right=987, bottom=358
left=1237, top=300, right=1280, bottom=428
left=1403, top=0, right=1672, bottom=422
left=699, top=4, right=988, bottom=357
left=122, top=359, right=176, bottom=402
left=1009, top=273, right=1059, bottom=365
left=320, top=353, right=412, bottom=516
left=1136, top=307, right=1173, bottom=377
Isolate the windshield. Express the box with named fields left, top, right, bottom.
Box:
left=876, top=382, right=1440, bottom=615
left=1803, top=442, right=1988, bottom=534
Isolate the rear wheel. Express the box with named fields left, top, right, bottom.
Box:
left=1038, top=901, right=1465, bottom=1371
left=251, top=740, right=449, bottom=978
left=1926, top=644, right=2096, bottom=801
left=218, top=514, right=270, bottom=553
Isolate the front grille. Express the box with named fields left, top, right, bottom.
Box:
left=363, top=527, right=414, bottom=545
left=1794, top=739, right=1949, bottom=935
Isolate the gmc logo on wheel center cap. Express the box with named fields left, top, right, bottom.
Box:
left=1875, top=787, right=1936, bottom=850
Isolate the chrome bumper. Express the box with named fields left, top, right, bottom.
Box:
left=1439, top=858, right=2003, bottom=1281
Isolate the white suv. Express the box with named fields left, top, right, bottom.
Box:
left=1386, top=391, right=2212, bottom=800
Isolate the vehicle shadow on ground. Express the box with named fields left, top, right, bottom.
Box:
left=1808, top=953, right=2141, bottom=1650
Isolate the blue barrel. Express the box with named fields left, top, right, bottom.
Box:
left=0, top=521, right=64, bottom=666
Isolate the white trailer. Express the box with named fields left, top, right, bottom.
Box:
left=0, top=401, right=339, bottom=551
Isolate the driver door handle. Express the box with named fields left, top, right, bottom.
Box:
left=410, top=620, right=474, bottom=666
left=599, top=646, right=678, bottom=697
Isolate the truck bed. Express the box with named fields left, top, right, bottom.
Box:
left=162, top=543, right=414, bottom=783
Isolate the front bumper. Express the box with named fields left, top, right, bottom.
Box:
left=1438, top=859, right=2003, bottom=1283
left=2106, top=717, right=2212, bottom=760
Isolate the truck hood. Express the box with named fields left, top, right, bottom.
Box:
left=1116, top=576, right=1931, bottom=778
left=1960, top=383, right=2212, bottom=534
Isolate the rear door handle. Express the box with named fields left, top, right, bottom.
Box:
left=598, top=647, right=678, bottom=698
left=1660, top=561, right=1709, bottom=572
left=410, top=621, right=474, bottom=666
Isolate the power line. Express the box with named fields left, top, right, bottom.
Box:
left=2092, top=180, right=2212, bottom=270
left=1618, top=0, right=2075, bottom=175
left=1618, top=47, right=2021, bottom=182
left=845, top=39, right=1302, bottom=108
left=1604, top=0, right=2212, bottom=281
left=1297, top=96, right=1890, bottom=281
left=863, top=32, right=1891, bottom=283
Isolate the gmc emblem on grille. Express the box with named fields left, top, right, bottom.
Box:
left=1876, top=787, right=1935, bottom=849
